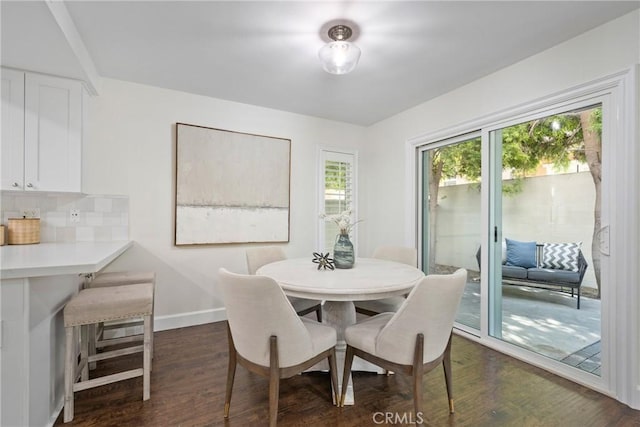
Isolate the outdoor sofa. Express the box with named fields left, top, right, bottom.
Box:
left=476, top=239, right=589, bottom=309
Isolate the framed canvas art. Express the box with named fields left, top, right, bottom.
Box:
left=175, top=123, right=290, bottom=245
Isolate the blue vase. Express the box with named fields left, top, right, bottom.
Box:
left=334, top=233, right=355, bottom=269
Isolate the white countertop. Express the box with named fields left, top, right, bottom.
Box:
left=0, top=241, right=133, bottom=279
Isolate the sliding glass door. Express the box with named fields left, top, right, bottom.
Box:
left=420, top=134, right=481, bottom=331
left=420, top=102, right=606, bottom=375
left=488, top=104, right=603, bottom=374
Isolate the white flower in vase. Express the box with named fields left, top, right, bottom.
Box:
left=320, top=209, right=362, bottom=236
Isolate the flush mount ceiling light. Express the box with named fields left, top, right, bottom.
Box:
left=318, top=24, right=361, bottom=75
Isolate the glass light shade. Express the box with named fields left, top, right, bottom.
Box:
left=318, top=41, right=361, bottom=75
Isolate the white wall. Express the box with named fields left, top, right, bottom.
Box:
left=83, top=78, right=366, bottom=325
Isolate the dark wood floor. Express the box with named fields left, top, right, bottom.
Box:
left=55, top=321, right=639, bottom=427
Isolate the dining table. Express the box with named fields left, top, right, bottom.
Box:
left=256, top=257, right=425, bottom=405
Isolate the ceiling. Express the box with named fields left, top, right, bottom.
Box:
left=2, top=1, right=638, bottom=126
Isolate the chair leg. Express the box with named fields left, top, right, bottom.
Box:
left=442, top=335, right=454, bottom=414
left=80, top=325, right=89, bottom=381
left=327, top=348, right=339, bottom=405
left=413, top=334, right=425, bottom=422
left=64, top=326, right=76, bottom=423
left=315, top=305, right=323, bottom=323
left=340, top=345, right=355, bottom=407
left=224, top=324, right=237, bottom=419
left=269, top=336, right=280, bottom=427
left=150, top=312, right=155, bottom=362
left=88, top=323, right=97, bottom=370
left=143, top=314, right=152, bottom=401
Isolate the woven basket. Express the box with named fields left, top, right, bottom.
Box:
left=8, top=218, right=40, bottom=245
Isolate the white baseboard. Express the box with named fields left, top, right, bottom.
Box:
left=153, top=308, right=227, bottom=331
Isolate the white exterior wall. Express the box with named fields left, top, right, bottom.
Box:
left=436, top=172, right=598, bottom=289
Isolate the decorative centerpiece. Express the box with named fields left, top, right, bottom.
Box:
left=312, top=252, right=335, bottom=270
left=320, top=209, right=361, bottom=269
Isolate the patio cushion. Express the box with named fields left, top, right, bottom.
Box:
left=526, top=268, right=580, bottom=285
left=505, top=239, right=537, bottom=268
left=541, top=242, right=582, bottom=272
left=502, top=265, right=528, bottom=280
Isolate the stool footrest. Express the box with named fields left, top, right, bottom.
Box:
left=73, top=368, right=143, bottom=392
left=89, top=345, right=143, bottom=363
left=103, top=320, right=144, bottom=331
left=97, top=334, right=143, bottom=348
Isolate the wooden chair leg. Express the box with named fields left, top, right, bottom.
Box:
left=413, top=334, right=425, bottom=423
left=63, top=326, right=76, bottom=423
left=80, top=325, right=89, bottom=381
left=150, top=313, right=155, bottom=362
left=143, top=314, right=152, bottom=401
left=269, top=336, right=280, bottom=427
left=442, top=334, right=454, bottom=414
left=327, top=348, right=339, bottom=405
left=340, top=345, right=355, bottom=407
left=88, top=323, right=97, bottom=370
left=224, top=324, right=237, bottom=418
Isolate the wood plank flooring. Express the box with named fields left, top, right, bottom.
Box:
left=55, top=321, right=639, bottom=426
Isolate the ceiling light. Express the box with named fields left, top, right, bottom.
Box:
left=318, top=24, right=361, bottom=75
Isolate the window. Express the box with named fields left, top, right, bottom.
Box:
left=317, top=148, right=357, bottom=253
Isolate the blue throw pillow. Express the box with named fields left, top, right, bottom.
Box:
left=505, top=238, right=537, bottom=268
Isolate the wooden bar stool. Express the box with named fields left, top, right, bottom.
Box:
left=86, top=271, right=156, bottom=362
left=63, top=282, right=154, bottom=423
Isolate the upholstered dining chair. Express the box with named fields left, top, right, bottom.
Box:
left=354, top=245, right=418, bottom=316
left=340, top=268, right=468, bottom=421
left=246, top=246, right=323, bottom=321
left=218, top=268, right=338, bottom=427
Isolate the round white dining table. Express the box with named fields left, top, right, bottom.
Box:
left=256, top=257, right=425, bottom=405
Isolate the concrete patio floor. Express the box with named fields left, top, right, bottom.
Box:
left=455, top=280, right=601, bottom=369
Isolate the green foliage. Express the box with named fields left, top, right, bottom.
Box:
left=432, top=106, right=602, bottom=194
left=436, top=138, right=482, bottom=181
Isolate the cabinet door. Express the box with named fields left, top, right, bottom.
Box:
left=1, top=69, right=25, bottom=191
left=24, top=73, right=82, bottom=192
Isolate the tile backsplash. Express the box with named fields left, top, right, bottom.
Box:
left=1, top=193, right=128, bottom=243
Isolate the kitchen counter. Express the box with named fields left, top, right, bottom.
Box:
left=1, top=240, right=133, bottom=427
left=1, top=240, right=133, bottom=279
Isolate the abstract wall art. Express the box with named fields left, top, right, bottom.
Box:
left=175, top=123, right=290, bottom=245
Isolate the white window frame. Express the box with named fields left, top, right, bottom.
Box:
left=316, top=146, right=359, bottom=254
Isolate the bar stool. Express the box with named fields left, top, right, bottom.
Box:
left=63, top=282, right=154, bottom=423
left=86, top=271, right=156, bottom=362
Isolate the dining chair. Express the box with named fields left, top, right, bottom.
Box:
left=218, top=268, right=339, bottom=427
left=354, top=245, right=418, bottom=316
left=340, top=268, right=468, bottom=421
left=246, top=246, right=323, bottom=321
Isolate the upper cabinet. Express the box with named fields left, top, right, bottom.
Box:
left=1, top=68, right=83, bottom=192
left=1, top=68, right=25, bottom=191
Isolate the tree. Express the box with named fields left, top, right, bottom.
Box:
left=427, top=106, right=602, bottom=295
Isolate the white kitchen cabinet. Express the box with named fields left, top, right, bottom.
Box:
left=1, top=68, right=25, bottom=191
left=1, top=68, right=83, bottom=192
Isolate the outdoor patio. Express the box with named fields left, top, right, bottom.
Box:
left=456, top=280, right=602, bottom=374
